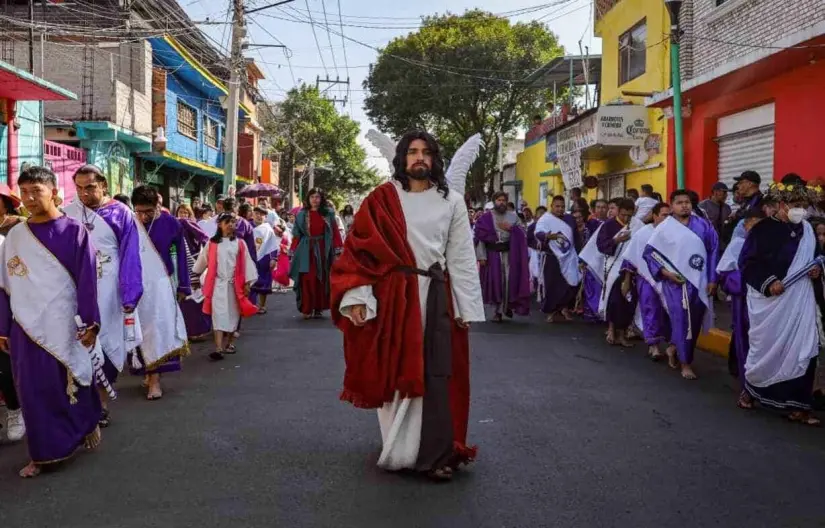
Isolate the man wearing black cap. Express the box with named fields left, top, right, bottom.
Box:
left=721, top=170, right=763, bottom=245
left=699, top=182, right=731, bottom=237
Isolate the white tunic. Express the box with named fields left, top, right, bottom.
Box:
left=339, top=181, right=484, bottom=470
left=193, top=239, right=258, bottom=332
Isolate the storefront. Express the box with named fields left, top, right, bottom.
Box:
left=648, top=34, right=825, bottom=195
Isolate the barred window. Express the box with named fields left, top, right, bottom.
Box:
left=177, top=101, right=197, bottom=140
left=619, top=19, right=646, bottom=85
left=205, top=117, right=219, bottom=149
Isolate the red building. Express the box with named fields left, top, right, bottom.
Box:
left=649, top=15, right=825, bottom=195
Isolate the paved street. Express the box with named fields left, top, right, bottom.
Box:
left=2, top=294, right=825, bottom=527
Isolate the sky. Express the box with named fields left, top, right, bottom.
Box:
left=184, top=0, right=603, bottom=174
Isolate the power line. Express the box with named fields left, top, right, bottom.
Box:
left=336, top=0, right=351, bottom=115
left=303, top=0, right=327, bottom=76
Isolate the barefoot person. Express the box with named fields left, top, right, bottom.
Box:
left=0, top=166, right=103, bottom=478
left=644, top=190, right=719, bottom=380
left=622, top=202, right=674, bottom=361
left=193, top=213, right=258, bottom=360
left=739, top=182, right=822, bottom=424
left=535, top=195, right=581, bottom=323
left=251, top=206, right=279, bottom=314
left=289, top=188, right=343, bottom=319
left=474, top=191, right=531, bottom=322
left=331, top=130, right=484, bottom=482
left=130, top=186, right=190, bottom=400
left=65, top=164, right=143, bottom=427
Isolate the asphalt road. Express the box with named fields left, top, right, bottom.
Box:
left=2, top=293, right=825, bottom=527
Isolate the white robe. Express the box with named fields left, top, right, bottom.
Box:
left=193, top=239, right=258, bottom=332
left=339, top=181, right=485, bottom=471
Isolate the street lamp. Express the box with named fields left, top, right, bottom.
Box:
left=664, top=0, right=685, bottom=189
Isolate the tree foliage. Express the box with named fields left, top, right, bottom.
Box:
left=263, top=85, right=381, bottom=206
left=364, top=10, right=567, bottom=200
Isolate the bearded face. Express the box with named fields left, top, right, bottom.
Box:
left=405, top=139, right=433, bottom=181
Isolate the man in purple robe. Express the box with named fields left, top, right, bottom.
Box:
left=739, top=183, right=821, bottom=424
left=622, top=202, right=673, bottom=361
left=535, top=195, right=581, bottom=322
left=644, top=190, right=719, bottom=380
left=0, top=166, right=102, bottom=478
left=66, top=164, right=143, bottom=427
left=475, top=191, right=531, bottom=322
left=131, top=186, right=191, bottom=400
left=579, top=202, right=606, bottom=322
left=597, top=198, right=637, bottom=347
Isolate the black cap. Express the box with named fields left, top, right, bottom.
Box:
left=734, top=170, right=761, bottom=185
left=711, top=182, right=729, bottom=192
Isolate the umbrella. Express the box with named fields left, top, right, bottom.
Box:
left=236, top=183, right=283, bottom=198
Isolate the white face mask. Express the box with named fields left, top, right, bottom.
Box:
left=788, top=207, right=807, bottom=224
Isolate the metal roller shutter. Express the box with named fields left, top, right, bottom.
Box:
left=716, top=126, right=775, bottom=190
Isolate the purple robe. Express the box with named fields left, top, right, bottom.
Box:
left=96, top=200, right=143, bottom=309
left=252, top=250, right=276, bottom=295
left=94, top=200, right=144, bottom=383
left=623, top=260, right=671, bottom=345
left=739, top=217, right=816, bottom=409
left=644, top=215, right=719, bottom=365
left=132, top=211, right=190, bottom=375
left=236, top=217, right=259, bottom=304
left=474, top=211, right=531, bottom=316
left=720, top=269, right=748, bottom=386
left=536, top=213, right=579, bottom=314
left=597, top=218, right=637, bottom=329
left=0, top=216, right=102, bottom=464
left=581, top=218, right=603, bottom=322
left=178, top=218, right=212, bottom=340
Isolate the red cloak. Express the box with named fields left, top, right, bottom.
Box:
left=330, top=182, right=476, bottom=461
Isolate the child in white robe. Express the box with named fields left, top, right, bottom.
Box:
left=193, top=213, right=258, bottom=361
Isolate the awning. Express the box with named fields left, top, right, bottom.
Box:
left=0, top=60, right=76, bottom=101
left=524, top=55, right=602, bottom=89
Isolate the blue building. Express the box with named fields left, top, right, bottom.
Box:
left=139, top=36, right=250, bottom=207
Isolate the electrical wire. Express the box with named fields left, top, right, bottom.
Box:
left=303, top=0, right=328, bottom=76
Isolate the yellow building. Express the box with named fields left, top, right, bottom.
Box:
left=593, top=0, right=670, bottom=194
left=516, top=0, right=672, bottom=208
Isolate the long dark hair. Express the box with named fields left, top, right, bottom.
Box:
left=392, top=130, right=449, bottom=198
left=210, top=212, right=237, bottom=244
left=303, top=187, right=330, bottom=216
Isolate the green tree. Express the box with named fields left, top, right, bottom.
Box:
left=364, top=10, right=567, bottom=200
left=263, top=85, right=381, bottom=206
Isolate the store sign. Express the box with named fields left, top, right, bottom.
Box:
left=596, top=105, right=650, bottom=146
left=556, top=114, right=596, bottom=190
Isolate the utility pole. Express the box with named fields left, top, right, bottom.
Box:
left=223, top=0, right=245, bottom=195
left=665, top=0, right=686, bottom=189
left=28, top=0, right=34, bottom=74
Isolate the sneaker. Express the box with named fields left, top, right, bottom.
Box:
left=6, top=409, right=25, bottom=442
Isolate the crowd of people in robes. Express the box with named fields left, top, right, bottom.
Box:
left=0, top=164, right=296, bottom=478
left=465, top=169, right=825, bottom=427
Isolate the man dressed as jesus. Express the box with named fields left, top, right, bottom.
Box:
left=331, top=130, right=484, bottom=482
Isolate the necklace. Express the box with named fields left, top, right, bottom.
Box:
left=80, top=204, right=96, bottom=231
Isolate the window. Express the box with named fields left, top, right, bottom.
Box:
left=619, top=19, right=646, bottom=85
left=205, top=117, right=219, bottom=149
left=177, top=101, right=197, bottom=139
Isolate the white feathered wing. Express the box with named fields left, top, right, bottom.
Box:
left=445, top=133, right=483, bottom=197
left=365, top=129, right=396, bottom=167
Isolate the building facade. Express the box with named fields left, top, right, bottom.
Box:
left=0, top=59, right=75, bottom=190
left=140, top=36, right=250, bottom=208
left=648, top=0, right=825, bottom=194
